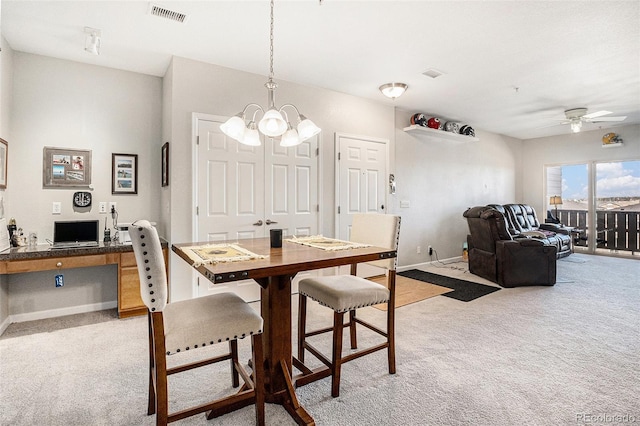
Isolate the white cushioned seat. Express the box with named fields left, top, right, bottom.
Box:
left=299, top=275, right=389, bottom=314
left=164, top=292, right=263, bottom=355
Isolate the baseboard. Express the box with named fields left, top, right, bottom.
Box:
left=398, top=256, right=464, bottom=272
left=0, top=315, right=11, bottom=336
left=8, top=301, right=118, bottom=324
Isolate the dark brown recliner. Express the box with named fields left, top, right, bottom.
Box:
left=489, top=204, right=572, bottom=258
left=463, top=206, right=557, bottom=287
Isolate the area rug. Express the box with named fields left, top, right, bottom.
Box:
left=398, top=270, right=501, bottom=302
left=368, top=275, right=452, bottom=310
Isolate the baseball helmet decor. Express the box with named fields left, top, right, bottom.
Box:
left=427, top=117, right=441, bottom=129
left=444, top=121, right=460, bottom=133
left=602, top=132, right=623, bottom=147
left=411, top=113, right=427, bottom=127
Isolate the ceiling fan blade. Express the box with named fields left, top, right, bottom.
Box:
left=583, top=110, right=612, bottom=119
left=586, top=116, right=627, bottom=122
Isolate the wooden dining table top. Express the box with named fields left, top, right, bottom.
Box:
left=172, top=236, right=397, bottom=285
left=172, top=236, right=397, bottom=425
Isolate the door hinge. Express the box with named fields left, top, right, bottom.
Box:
left=338, top=206, right=341, bottom=214
left=316, top=148, right=319, bottom=157
left=196, top=135, right=200, bottom=145
left=338, top=152, right=341, bottom=160
left=196, top=206, right=199, bottom=215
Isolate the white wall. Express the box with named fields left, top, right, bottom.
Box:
left=520, top=124, right=640, bottom=215
left=163, top=56, right=395, bottom=301
left=394, top=109, right=522, bottom=264
left=4, top=52, right=162, bottom=319
left=0, top=35, right=14, bottom=330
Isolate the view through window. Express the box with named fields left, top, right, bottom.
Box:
left=546, top=160, right=639, bottom=256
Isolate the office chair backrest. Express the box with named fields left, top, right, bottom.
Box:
left=129, top=220, right=168, bottom=312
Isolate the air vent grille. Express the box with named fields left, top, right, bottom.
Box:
left=149, top=4, right=188, bottom=23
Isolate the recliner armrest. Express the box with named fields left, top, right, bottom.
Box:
left=539, top=223, right=569, bottom=235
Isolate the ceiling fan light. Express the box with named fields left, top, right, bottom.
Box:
left=297, top=115, right=321, bottom=141
left=258, top=108, right=288, bottom=137
left=570, top=120, right=582, bottom=133
left=220, top=114, right=247, bottom=141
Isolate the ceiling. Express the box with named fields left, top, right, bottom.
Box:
left=2, top=0, right=639, bottom=140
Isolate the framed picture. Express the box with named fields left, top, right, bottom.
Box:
left=112, top=153, right=138, bottom=194
left=161, top=142, right=169, bottom=187
left=0, top=138, right=7, bottom=189
left=43, top=147, right=92, bottom=188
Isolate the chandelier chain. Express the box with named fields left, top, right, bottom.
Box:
left=269, top=0, right=274, bottom=81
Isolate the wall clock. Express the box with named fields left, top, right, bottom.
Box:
left=73, top=191, right=92, bottom=208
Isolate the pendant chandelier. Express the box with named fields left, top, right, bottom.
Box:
left=220, top=0, right=321, bottom=147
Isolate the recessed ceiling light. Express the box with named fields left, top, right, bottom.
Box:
left=422, top=68, right=444, bottom=79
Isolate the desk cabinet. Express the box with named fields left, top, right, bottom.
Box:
left=0, top=245, right=168, bottom=319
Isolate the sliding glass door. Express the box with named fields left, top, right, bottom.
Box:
left=545, top=160, right=639, bottom=257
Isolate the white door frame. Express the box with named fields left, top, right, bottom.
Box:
left=334, top=132, right=390, bottom=238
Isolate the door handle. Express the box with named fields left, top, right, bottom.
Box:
left=253, top=220, right=263, bottom=226
left=265, top=219, right=278, bottom=225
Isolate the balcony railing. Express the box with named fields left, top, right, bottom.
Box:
left=555, top=209, right=639, bottom=254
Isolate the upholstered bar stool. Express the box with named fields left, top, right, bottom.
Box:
left=129, top=220, right=265, bottom=426
left=297, top=213, right=401, bottom=397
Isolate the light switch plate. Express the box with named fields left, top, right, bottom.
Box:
left=52, top=202, right=62, bottom=214
left=400, top=200, right=410, bottom=208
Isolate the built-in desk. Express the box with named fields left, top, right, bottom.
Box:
left=0, top=241, right=168, bottom=318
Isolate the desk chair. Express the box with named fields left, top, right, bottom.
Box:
left=297, top=213, right=401, bottom=397
left=129, top=221, right=265, bottom=425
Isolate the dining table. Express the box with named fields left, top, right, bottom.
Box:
left=172, top=236, right=397, bottom=426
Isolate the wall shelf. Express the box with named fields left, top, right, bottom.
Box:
left=403, top=125, right=480, bottom=142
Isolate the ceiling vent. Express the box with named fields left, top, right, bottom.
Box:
left=148, top=3, right=189, bottom=23
left=422, top=68, right=444, bottom=79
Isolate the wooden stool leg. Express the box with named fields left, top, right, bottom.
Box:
left=297, top=294, right=307, bottom=363
left=147, top=313, right=156, bottom=415
left=252, top=333, right=266, bottom=426
left=349, top=309, right=357, bottom=349
left=387, top=270, right=396, bottom=375
left=331, top=311, right=344, bottom=398
left=230, top=340, right=240, bottom=388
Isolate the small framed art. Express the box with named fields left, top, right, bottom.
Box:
left=161, top=142, right=169, bottom=187
left=43, top=147, right=92, bottom=188
left=112, top=153, right=138, bottom=194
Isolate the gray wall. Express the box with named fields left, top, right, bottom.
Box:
left=0, top=35, right=14, bottom=329
left=520, top=124, right=640, bottom=216
left=394, top=109, right=523, bottom=264
left=163, top=56, right=396, bottom=301
left=2, top=52, right=162, bottom=322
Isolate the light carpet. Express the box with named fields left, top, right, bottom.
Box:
left=1, top=253, right=638, bottom=425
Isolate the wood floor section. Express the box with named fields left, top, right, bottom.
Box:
left=368, top=275, right=452, bottom=310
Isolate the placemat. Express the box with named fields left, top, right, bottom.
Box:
left=180, top=243, right=266, bottom=267
left=286, top=235, right=370, bottom=251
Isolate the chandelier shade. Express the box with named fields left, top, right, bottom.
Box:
left=220, top=0, right=320, bottom=147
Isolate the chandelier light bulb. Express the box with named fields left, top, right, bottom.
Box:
left=241, top=122, right=261, bottom=146
left=220, top=115, right=246, bottom=142
left=259, top=109, right=288, bottom=137
left=280, top=125, right=301, bottom=147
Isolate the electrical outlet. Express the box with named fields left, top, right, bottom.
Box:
left=417, top=246, right=421, bottom=254
left=52, top=202, right=62, bottom=215
left=428, top=245, right=433, bottom=256
left=99, top=202, right=107, bottom=214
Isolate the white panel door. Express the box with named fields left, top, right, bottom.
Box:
left=337, top=134, right=388, bottom=241
left=194, top=115, right=319, bottom=300
left=336, top=134, right=388, bottom=277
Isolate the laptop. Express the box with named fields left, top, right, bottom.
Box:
left=52, top=220, right=100, bottom=249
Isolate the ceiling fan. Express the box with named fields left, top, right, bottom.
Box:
left=560, top=108, right=627, bottom=133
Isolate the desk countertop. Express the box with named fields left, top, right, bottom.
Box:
left=0, top=240, right=168, bottom=261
